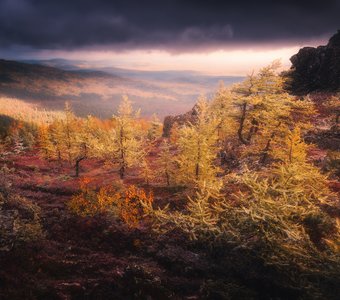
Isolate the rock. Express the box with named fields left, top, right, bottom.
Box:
left=162, top=104, right=200, bottom=137
left=305, top=128, right=340, bottom=151
left=285, top=30, right=340, bottom=95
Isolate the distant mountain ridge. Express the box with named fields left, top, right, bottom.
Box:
left=0, top=59, right=243, bottom=119
left=20, top=58, right=242, bottom=86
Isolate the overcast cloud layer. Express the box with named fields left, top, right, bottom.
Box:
left=0, top=0, right=339, bottom=53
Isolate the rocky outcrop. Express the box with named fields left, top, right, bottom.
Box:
left=162, top=104, right=200, bottom=137
left=286, top=30, right=340, bottom=95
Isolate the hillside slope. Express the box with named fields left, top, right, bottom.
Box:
left=0, top=59, right=242, bottom=118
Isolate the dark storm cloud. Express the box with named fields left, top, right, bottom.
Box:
left=0, top=0, right=339, bottom=51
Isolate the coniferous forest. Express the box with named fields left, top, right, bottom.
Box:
left=0, top=1, right=340, bottom=299
left=1, top=59, right=339, bottom=299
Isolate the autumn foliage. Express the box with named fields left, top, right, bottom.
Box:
left=1, top=62, right=339, bottom=299
left=68, top=178, right=153, bottom=227
left=118, top=185, right=154, bottom=227
left=67, top=177, right=118, bottom=217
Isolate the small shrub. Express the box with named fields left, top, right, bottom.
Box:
left=68, top=180, right=153, bottom=227
left=118, top=185, right=153, bottom=227
left=0, top=171, right=44, bottom=251
left=67, top=177, right=119, bottom=217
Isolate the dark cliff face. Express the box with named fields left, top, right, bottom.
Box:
left=286, top=30, right=340, bottom=95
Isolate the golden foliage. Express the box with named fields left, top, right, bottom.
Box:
left=0, top=97, right=64, bottom=125
left=143, top=157, right=339, bottom=279
left=169, top=122, right=180, bottom=144
left=118, top=185, right=154, bottom=228
left=147, top=113, right=162, bottom=141
left=175, top=98, right=221, bottom=190
left=94, top=96, right=145, bottom=179
left=272, top=126, right=308, bottom=162
left=68, top=177, right=119, bottom=217
left=156, top=140, right=176, bottom=186
left=210, top=61, right=315, bottom=163
left=68, top=181, right=153, bottom=228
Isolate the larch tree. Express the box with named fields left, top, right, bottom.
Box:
left=157, top=140, right=175, bottom=186
left=141, top=157, right=153, bottom=185
left=210, top=83, right=239, bottom=141
left=229, top=61, right=315, bottom=163
left=101, top=96, right=144, bottom=179
left=43, top=104, right=94, bottom=177
left=63, top=102, right=77, bottom=164
left=43, top=103, right=78, bottom=165
left=71, top=116, right=97, bottom=177
left=47, top=118, right=65, bottom=164
left=169, top=122, right=180, bottom=144
left=175, top=98, right=221, bottom=189
left=147, top=113, right=162, bottom=142
left=138, top=113, right=162, bottom=185
left=272, top=126, right=333, bottom=206
left=231, top=61, right=289, bottom=145
left=37, top=124, right=51, bottom=159
left=58, top=104, right=88, bottom=176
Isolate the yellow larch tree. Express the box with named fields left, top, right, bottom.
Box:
left=175, top=97, right=221, bottom=190
left=227, top=61, right=315, bottom=163
left=95, top=96, right=144, bottom=179
left=41, top=104, right=96, bottom=176
left=156, top=140, right=176, bottom=186
left=147, top=113, right=162, bottom=142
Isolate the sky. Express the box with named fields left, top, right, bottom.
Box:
left=0, top=0, right=339, bottom=75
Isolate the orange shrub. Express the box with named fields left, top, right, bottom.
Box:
left=117, top=185, right=154, bottom=228
left=68, top=180, right=153, bottom=228
left=68, top=177, right=119, bottom=217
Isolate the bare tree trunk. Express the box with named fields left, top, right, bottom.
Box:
left=165, top=171, right=170, bottom=186
left=259, top=137, right=273, bottom=164
left=119, top=127, right=126, bottom=179
left=75, top=143, right=87, bottom=177
left=238, top=102, right=250, bottom=145
left=195, top=140, right=201, bottom=180
left=246, top=118, right=259, bottom=141
left=57, top=151, right=63, bottom=167
left=75, top=156, right=86, bottom=177
left=259, top=122, right=281, bottom=164
left=119, top=165, right=125, bottom=179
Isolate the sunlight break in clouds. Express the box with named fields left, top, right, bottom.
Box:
left=22, top=46, right=302, bottom=76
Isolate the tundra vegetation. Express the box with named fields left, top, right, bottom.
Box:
left=0, top=63, right=339, bottom=299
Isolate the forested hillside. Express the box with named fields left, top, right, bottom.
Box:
left=1, top=61, right=339, bottom=299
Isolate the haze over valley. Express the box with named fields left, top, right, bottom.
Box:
left=0, top=58, right=243, bottom=118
